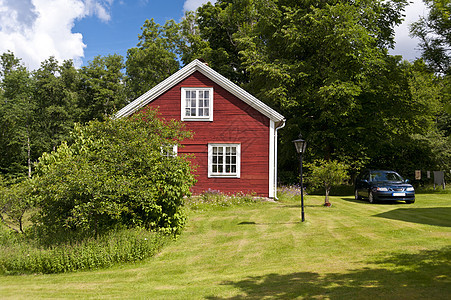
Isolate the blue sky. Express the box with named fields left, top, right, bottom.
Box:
left=73, top=0, right=189, bottom=65
left=0, top=0, right=427, bottom=70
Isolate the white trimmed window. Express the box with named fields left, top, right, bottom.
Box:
left=161, top=145, right=178, bottom=157
left=208, top=144, right=240, bottom=178
left=181, top=87, right=213, bottom=121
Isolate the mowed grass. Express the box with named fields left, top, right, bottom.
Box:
left=1, top=193, right=450, bottom=299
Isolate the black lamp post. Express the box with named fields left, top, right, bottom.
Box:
left=293, top=136, right=307, bottom=222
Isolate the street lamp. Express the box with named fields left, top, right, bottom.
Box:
left=293, top=136, right=307, bottom=222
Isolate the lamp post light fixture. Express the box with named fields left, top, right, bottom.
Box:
left=293, top=136, right=307, bottom=222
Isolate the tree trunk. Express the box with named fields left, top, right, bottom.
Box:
left=324, top=186, right=331, bottom=206
left=27, top=126, right=31, bottom=179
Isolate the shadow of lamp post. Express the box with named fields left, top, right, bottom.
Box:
left=293, top=136, right=307, bottom=222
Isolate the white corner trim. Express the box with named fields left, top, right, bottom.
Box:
left=269, top=120, right=275, bottom=198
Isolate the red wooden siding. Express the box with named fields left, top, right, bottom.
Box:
left=145, top=71, right=270, bottom=196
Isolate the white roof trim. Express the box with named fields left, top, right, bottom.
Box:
left=114, top=59, right=285, bottom=122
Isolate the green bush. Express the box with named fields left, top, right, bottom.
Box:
left=0, top=227, right=169, bottom=275
left=33, top=109, right=196, bottom=238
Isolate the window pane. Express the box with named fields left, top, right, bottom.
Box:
left=209, top=145, right=238, bottom=176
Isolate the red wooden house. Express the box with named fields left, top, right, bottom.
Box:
left=115, top=60, right=285, bottom=198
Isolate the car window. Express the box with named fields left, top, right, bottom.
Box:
left=385, top=172, right=403, bottom=181
left=370, top=171, right=403, bottom=182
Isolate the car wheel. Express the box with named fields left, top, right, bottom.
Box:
left=355, top=190, right=361, bottom=200
left=405, top=200, right=415, bottom=204
left=368, top=191, right=376, bottom=204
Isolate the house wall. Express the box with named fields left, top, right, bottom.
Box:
left=143, top=71, right=271, bottom=196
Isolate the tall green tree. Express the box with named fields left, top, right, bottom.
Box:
left=411, top=0, right=451, bottom=168
left=0, top=52, right=34, bottom=177
left=410, top=0, right=451, bottom=75
left=182, top=0, right=447, bottom=180
left=233, top=0, right=410, bottom=172
left=32, top=57, right=79, bottom=153
left=78, top=54, right=126, bottom=122
left=182, top=0, right=253, bottom=84
left=126, top=19, right=180, bottom=100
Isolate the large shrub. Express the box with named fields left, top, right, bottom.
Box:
left=33, top=109, right=195, bottom=238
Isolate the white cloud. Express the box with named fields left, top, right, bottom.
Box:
left=391, top=0, right=429, bottom=61
left=0, top=0, right=113, bottom=70
left=183, top=0, right=216, bottom=12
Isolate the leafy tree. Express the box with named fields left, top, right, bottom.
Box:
left=410, top=0, right=451, bottom=75
left=0, top=177, right=36, bottom=233
left=228, top=0, right=411, bottom=175
left=78, top=54, right=126, bottom=122
left=126, top=19, right=180, bottom=100
left=305, top=160, right=349, bottom=206
left=33, top=109, right=195, bottom=238
left=32, top=57, right=79, bottom=153
left=182, top=1, right=253, bottom=84
left=0, top=52, right=34, bottom=177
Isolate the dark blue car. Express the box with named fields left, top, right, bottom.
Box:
left=355, top=170, right=415, bottom=204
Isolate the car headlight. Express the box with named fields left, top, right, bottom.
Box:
left=376, top=187, right=389, bottom=191
left=406, top=187, right=414, bottom=191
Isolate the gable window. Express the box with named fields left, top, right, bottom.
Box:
left=208, top=143, right=240, bottom=178
left=181, top=87, right=213, bottom=121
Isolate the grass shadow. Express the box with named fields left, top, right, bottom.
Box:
left=374, top=207, right=451, bottom=227
left=341, top=197, right=415, bottom=205
left=206, top=246, right=451, bottom=299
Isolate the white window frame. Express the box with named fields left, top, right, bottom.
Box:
left=208, top=143, right=241, bottom=178
left=161, top=145, right=178, bottom=157
left=181, top=87, right=213, bottom=121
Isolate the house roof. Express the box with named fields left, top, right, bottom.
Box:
left=114, top=59, right=285, bottom=123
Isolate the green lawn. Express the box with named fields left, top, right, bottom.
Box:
left=1, top=193, right=450, bottom=299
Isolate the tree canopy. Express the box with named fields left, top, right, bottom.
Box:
left=0, top=0, right=449, bottom=185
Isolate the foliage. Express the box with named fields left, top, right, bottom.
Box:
left=32, top=57, right=80, bottom=154
left=78, top=54, right=126, bottom=122
left=305, top=159, right=349, bottom=205
left=410, top=0, right=451, bottom=75
left=0, top=52, right=34, bottom=177
left=33, top=109, right=195, bottom=238
left=125, top=19, right=181, bottom=100
left=0, top=227, right=168, bottom=275
left=0, top=177, right=36, bottom=233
